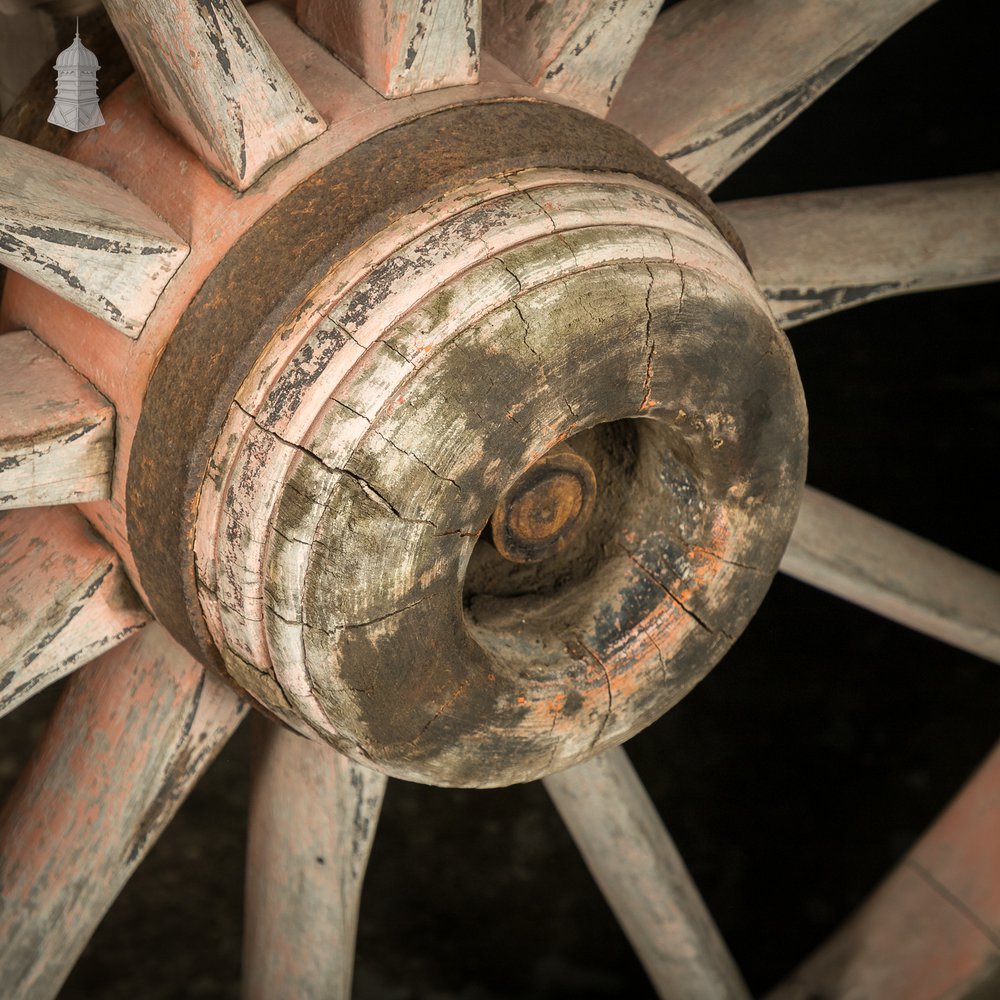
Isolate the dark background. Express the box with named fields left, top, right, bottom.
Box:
left=1, top=1, right=998, bottom=997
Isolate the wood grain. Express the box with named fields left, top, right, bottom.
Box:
left=0, top=624, right=247, bottom=1000
left=545, top=746, right=750, bottom=999
left=0, top=504, right=149, bottom=721
left=102, top=0, right=325, bottom=190
left=483, top=0, right=657, bottom=117
left=243, top=717, right=387, bottom=1000
left=609, top=0, right=937, bottom=190
left=724, top=173, right=1000, bottom=327
left=0, top=329, right=114, bottom=509
left=297, top=0, right=479, bottom=98
left=781, top=487, right=1000, bottom=664
left=0, top=136, right=188, bottom=337
left=767, top=739, right=1000, bottom=1000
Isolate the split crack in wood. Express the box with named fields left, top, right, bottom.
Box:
left=903, top=858, right=1000, bottom=952
left=615, top=542, right=718, bottom=637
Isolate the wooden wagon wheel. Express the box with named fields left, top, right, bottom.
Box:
left=1, top=1, right=998, bottom=997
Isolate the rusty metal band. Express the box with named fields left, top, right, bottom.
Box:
left=127, top=98, right=748, bottom=665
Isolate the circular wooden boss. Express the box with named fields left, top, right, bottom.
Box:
left=490, top=446, right=598, bottom=563
left=128, top=102, right=807, bottom=787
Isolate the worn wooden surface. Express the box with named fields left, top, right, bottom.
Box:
left=483, top=0, right=657, bottom=117
left=781, top=487, right=1000, bottom=665
left=724, top=173, right=1000, bottom=327
left=767, top=739, right=1000, bottom=1000
left=194, top=167, right=805, bottom=786
left=0, top=6, right=603, bottom=592
left=243, top=718, right=387, bottom=1000
left=545, top=746, right=750, bottom=999
left=297, top=0, right=479, bottom=98
left=0, top=624, right=247, bottom=1000
left=0, top=330, right=114, bottom=508
left=609, top=0, right=937, bottom=190
left=0, top=136, right=188, bottom=337
left=0, top=504, right=148, bottom=721
left=490, top=443, right=597, bottom=563
left=102, top=0, right=325, bottom=190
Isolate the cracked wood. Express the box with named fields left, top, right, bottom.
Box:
left=103, top=0, right=325, bottom=190
left=0, top=504, right=149, bottom=721
left=483, top=0, right=658, bottom=117
left=194, top=174, right=803, bottom=786
left=0, top=136, right=188, bottom=337
left=297, top=0, right=480, bottom=98
left=0, top=330, right=114, bottom=509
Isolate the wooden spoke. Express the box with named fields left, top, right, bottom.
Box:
left=609, top=0, right=936, bottom=190
left=767, top=739, right=1000, bottom=1000
left=482, top=0, right=658, bottom=117
left=0, top=505, right=149, bottom=721
left=781, top=487, right=1000, bottom=664
left=544, top=747, right=750, bottom=1000
left=297, top=0, right=480, bottom=98
left=0, top=137, right=188, bottom=337
left=724, top=173, right=1000, bottom=327
left=243, top=718, right=387, bottom=1000
left=0, top=624, right=247, bottom=1000
left=0, top=330, right=114, bottom=509
left=102, top=0, right=325, bottom=191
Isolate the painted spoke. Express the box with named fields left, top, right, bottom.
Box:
left=782, top=487, right=1000, bottom=664
left=544, top=747, right=750, bottom=1000
left=609, top=0, right=936, bottom=190
left=102, top=0, right=325, bottom=191
left=483, top=0, right=658, bottom=117
left=297, top=0, right=480, bottom=98
left=767, top=740, right=1000, bottom=1000
left=0, top=137, right=188, bottom=337
left=0, top=330, right=114, bottom=509
left=0, top=505, right=149, bottom=720
left=724, top=173, right=1000, bottom=327
left=243, top=719, right=386, bottom=1000
left=0, top=624, right=247, bottom=1000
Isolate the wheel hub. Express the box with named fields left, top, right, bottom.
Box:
left=109, top=101, right=809, bottom=787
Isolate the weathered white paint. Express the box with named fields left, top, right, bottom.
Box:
left=192, top=163, right=802, bottom=786
left=0, top=624, right=247, bottom=1000
left=297, top=0, right=480, bottom=98
left=483, top=0, right=658, bottom=117
left=545, top=747, right=751, bottom=999
left=0, top=504, right=149, bottom=720
left=243, top=718, right=387, bottom=1000
left=102, top=0, right=326, bottom=190
left=723, top=173, right=1000, bottom=327
left=194, top=173, right=736, bottom=724
left=609, top=0, right=938, bottom=190
left=781, top=486, right=1000, bottom=664
left=0, top=330, right=114, bottom=509
left=0, top=136, right=188, bottom=337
